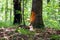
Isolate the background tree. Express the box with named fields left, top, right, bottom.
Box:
left=43, top=0, right=60, bottom=29
left=47, top=0, right=50, bottom=3
left=58, top=0, right=60, bottom=23
left=13, top=0, right=22, bottom=24
left=5, top=0, right=8, bottom=22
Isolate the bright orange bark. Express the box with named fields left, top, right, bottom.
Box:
left=30, top=11, right=36, bottom=23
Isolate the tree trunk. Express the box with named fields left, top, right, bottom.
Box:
left=5, top=0, right=8, bottom=22
left=59, top=0, right=60, bottom=14
left=13, top=0, right=22, bottom=24
left=47, top=0, right=50, bottom=3
left=58, top=0, right=60, bottom=23
left=30, top=0, right=44, bottom=28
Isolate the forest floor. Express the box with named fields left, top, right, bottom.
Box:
left=0, top=26, right=60, bottom=40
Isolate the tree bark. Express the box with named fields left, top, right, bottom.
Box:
left=58, top=0, right=60, bottom=23
left=31, top=0, right=44, bottom=28
left=5, top=0, right=8, bottom=22
left=13, top=0, right=22, bottom=24
left=47, top=0, right=50, bottom=3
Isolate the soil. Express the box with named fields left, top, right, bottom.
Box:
left=0, top=27, right=60, bottom=40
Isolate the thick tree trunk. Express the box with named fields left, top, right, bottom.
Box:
left=31, top=0, right=44, bottom=28
left=13, top=0, right=22, bottom=24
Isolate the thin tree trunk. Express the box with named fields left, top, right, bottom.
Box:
left=10, top=9, right=12, bottom=23
left=59, top=0, right=60, bottom=14
left=22, top=0, right=25, bottom=26
left=58, top=0, right=60, bottom=23
left=5, top=0, right=8, bottom=22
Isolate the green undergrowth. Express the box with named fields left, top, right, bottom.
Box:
left=0, top=21, right=13, bottom=27
left=16, top=27, right=35, bottom=35
left=50, top=35, right=60, bottom=40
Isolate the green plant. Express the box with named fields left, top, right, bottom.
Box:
left=16, top=27, right=35, bottom=35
